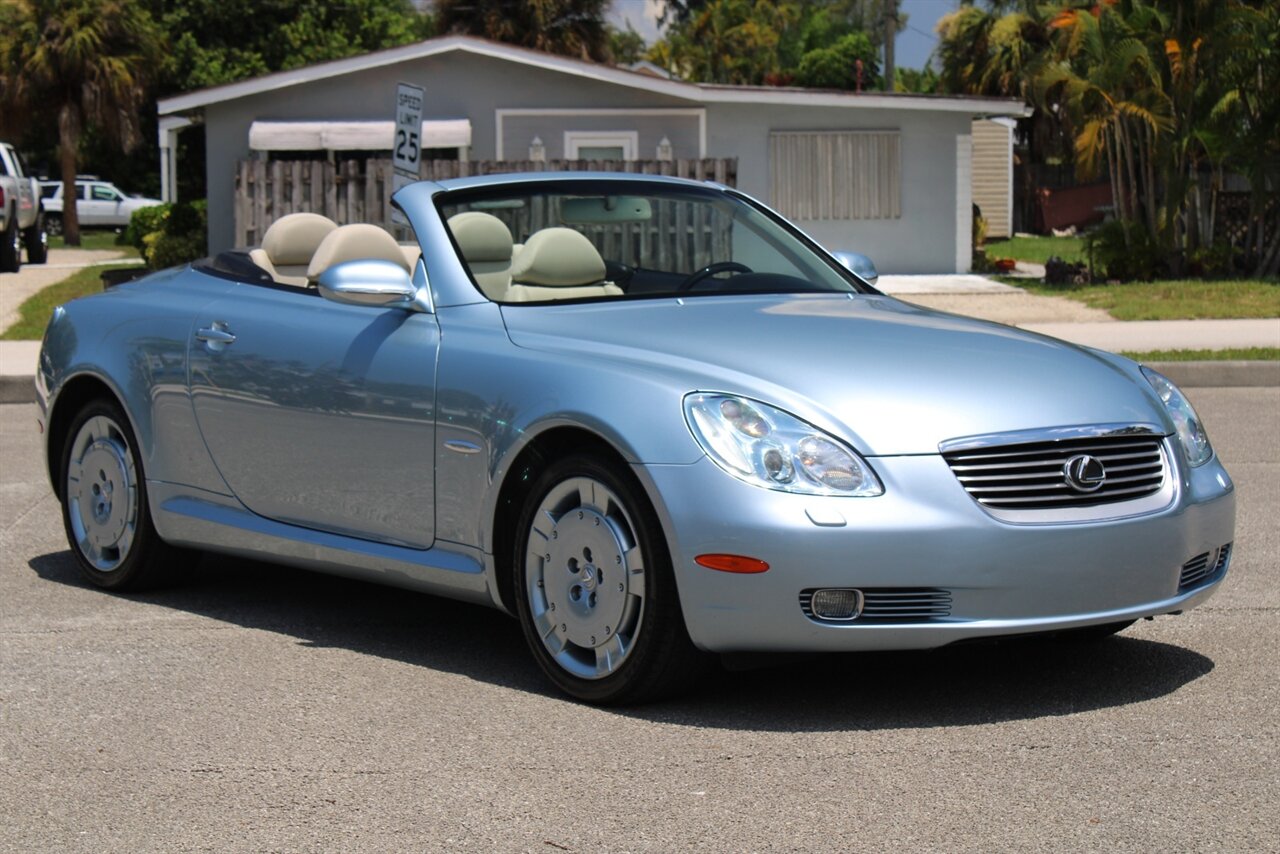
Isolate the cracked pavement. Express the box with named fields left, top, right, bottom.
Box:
left=1, top=390, right=1277, bottom=851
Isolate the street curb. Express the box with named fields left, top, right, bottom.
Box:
left=1145, top=360, right=1280, bottom=388
left=0, top=375, right=34, bottom=404
left=2, top=361, right=1276, bottom=406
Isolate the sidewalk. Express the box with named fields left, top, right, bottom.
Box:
left=0, top=248, right=141, bottom=331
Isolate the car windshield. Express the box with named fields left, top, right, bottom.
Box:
left=436, top=180, right=862, bottom=304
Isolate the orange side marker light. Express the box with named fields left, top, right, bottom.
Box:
left=695, top=554, right=770, bottom=574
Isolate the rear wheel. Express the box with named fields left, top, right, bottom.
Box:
left=514, top=453, right=706, bottom=704
left=0, top=216, right=20, bottom=272
left=46, top=213, right=63, bottom=238
left=60, top=398, right=179, bottom=590
left=23, top=213, right=48, bottom=264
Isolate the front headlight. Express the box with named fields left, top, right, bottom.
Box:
left=1142, top=367, right=1213, bottom=466
left=683, top=392, right=883, bottom=496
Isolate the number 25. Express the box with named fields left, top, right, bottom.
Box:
left=396, top=129, right=420, bottom=162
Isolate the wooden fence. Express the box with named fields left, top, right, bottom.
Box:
left=234, top=157, right=738, bottom=247
left=1213, top=190, right=1277, bottom=267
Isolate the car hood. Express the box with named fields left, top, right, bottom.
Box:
left=500, top=293, right=1167, bottom=456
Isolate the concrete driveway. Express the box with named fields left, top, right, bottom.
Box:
left=1, top=390, right=1277, bottom=851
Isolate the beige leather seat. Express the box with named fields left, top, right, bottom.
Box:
left=505, top=227, right=622, bottom=303
left=448, top=211, right=514, bottom=300
left=250, top=213, right=337, bottom=287
left=400, top=244, right=422, bottom=271
left=307, top=223, right=412, bottom=282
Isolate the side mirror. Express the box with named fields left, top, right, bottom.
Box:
left=316, top=259, right=416, bottom=308
left=832, top=251, right=879, bottom=288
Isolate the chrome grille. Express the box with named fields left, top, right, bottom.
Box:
left=942, top=434, right=1166, bottom=510
left=1179, top=543, right=1232, bottom=591
left=800, top=588, right=952, bottom=623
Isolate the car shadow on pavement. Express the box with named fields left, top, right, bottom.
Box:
left=29, top=550, right=1215, bottom=730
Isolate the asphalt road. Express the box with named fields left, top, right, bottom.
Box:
left=2, top=390, right=1277, bottom=852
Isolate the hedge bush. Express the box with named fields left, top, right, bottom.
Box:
left=120, top=200, right=208, bottom=269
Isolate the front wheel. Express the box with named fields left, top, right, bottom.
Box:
left=45, top=214, right=63, bottom=238
left=59, top=399, right=180, bottom=590
left=514, top=454, right=706, bottom=704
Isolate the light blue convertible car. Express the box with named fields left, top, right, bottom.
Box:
left=36, top=174, right=1236, bottom=703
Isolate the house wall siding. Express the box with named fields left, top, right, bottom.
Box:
left=497, top=111, right=701, bottom=161
left=197, top=50, right=980, bottom=272
left=203, top=53, right=691, bottom=251
left=707, top=104, right=970, bottom=273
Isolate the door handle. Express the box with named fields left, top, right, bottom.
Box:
left=196, top=322, right=236, bottom=350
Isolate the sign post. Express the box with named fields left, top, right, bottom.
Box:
left=391, top=82, right=424, bottom=225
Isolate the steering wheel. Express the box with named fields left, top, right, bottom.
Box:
left=678, top=261, right=753, bottom=291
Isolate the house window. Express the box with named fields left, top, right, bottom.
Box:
left=769, top=130, right=901, bottom=220
left=564, top=131, right=639, bottom=161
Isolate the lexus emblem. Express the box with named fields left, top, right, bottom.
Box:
left=1063, top=454, right=1106, bottom=493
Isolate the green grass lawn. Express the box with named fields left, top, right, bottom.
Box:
left=49, top=230, right=138, bottom=255
left=985, top=234, right=1085, bottom=265
left=1, top=263, right=138, bottom=340
left=1122, top=347, right=1280, bottom=361
left=1022, top=279, right=1280, bottom=320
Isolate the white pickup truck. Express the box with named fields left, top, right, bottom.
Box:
left=0, top=141, right=47, bottom=272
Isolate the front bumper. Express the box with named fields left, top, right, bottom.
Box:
left=639, top=445, right=1235, bottom=653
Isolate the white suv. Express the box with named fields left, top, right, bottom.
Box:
left=40, top=179, right=162, bottom=234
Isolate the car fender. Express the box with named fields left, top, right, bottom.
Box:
left=41, top=268, right=236, bottom=497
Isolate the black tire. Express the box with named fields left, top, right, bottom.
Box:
left=24, top=213, right=48, bottom=264
left=45, top=213, right=62, bottom=238
left=58, top=398, right=182, bottom=590
left=1053, top=619, right=1136, bottom=642
left=0, top=216, right=20, bottom=273
left=513, top=453, right=708, bottom=704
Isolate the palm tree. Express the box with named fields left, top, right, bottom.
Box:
left=649, top=0, right=798, bottom=85
left=0, top=0, right=161, bottom=246
left=435, top=0, right=611, bottom=62
left=1036, top=3, right=1172, bottom=236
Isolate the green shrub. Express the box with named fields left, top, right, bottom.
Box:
left=1084, top=220, right=1165, bottom=281
left=119, top=203, right=170, bottom=251
left=971, top=248, right=995, bottom=273
left=1188, top=241, right=1237, bottom=278
left=796, top=33, right=881, bottom=90
left=125, top=199, right=207, bottom=268
left=148, top=232, right=207, bottom=269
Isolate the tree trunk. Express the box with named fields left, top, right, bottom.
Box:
left=883, top=0, right=896, bottom=92
left=57, top=105, right=82, bottom=247
left=1256, top=226, right=1280, bottom=278
left=1256, top=215, right=1280, bottom=278
left=1107, top=126, right=1127, bottom=224
left=1144, top=125, right=1157, bottom=239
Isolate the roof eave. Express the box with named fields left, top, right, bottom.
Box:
left=157, top=35, right=1031, bottom=119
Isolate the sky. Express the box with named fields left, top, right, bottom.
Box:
left=606, top=0, right=960, bottom=71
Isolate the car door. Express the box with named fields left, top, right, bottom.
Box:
left=188, top=281, right=439, bottom=549
left=7, top=149, right=37, bottom=224
left=83, top=184, right=121, bottom=226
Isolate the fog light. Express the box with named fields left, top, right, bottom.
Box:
left=811, top=588, right=863, bottom=621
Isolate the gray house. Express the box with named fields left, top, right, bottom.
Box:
left=157, top=35, right=1026, bottom=273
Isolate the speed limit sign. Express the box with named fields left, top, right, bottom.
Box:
left=393, top=82, right=425, bottom=175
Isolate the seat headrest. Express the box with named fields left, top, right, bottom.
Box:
left=448, top=212, right=513, bottom=263
left=509, top=228, right=605, bottom=287
left=261, top=213, right=337, bottom=266
left=307, top=224, right=411, bottom=280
